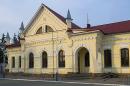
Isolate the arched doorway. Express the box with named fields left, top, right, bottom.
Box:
left=76, top=47, right=90, bottom=73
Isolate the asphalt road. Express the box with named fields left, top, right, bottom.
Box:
left=0, top=79, right=120, bottom=86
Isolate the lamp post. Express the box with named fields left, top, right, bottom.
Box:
left=55, top=31, right=60, bottom=81
left=51, top=31, right=59, bottom=81
left=55, top=50, right=58, bottom=81
left=52, top=31, right=55, bottom=78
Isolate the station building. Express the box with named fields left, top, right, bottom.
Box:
left=6, top=4, right=130, bottom=74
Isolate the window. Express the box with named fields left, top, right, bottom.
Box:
left=0, top=48, right=4, bottom=63
left=45, top=25, right=53, bottom=32
left=85, top=52, right=90, bottom=67
left=36, top=27, right=42, bottom=34
left=42, top=51, right=48, bottom=68
left=5, top=55, right=8, bottom=64
left=121, top=48, right=129, bottom=67
left=58, top=50, right=65, bottom=68
left=19, top=56, right=21, bottom=68
left=29, top=53, right=34, bottom=68
left=104, top=49, right=112, bottom=67
left=12, top=57, right=15, bottom=68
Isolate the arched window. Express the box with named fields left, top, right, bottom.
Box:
left=42, top=51, right=48, bottom=68
left=29, top=53, right=34, bottom=68
left=85, top=52, right=90, bottom=67
left=58, top=50, right=65, bottom=67
left=121, top=48, right=129, bottom=67
left=36, top=27, right=42, bottom=34
left=104, top=49, right=112, bottom=67
left=45, top=25, right=54, bottom=32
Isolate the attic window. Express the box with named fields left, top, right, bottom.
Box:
left=45, top=25, right=54, bottom=32
left=36, top=27, right=42, bottom=34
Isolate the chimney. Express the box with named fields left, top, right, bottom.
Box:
left=87, top=24, right=91, bottom=28
left=86, top=14, right=91, bottom=28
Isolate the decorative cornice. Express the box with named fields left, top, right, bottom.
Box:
left=25, top=38, right=65, bottom=48
left=71, top=30, right=100, bottom=36
left=72, top=36, right=97, bottom=42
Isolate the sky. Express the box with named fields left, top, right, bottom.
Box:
left=0, top=0, right=130, bottom=38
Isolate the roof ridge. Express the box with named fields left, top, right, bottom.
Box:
left=24, top=4, right=81, bottom=34
left=42, top=4, right=80, bottom=28
left=92, top=20, right=130, bottom=28
left=43, top=4, right=66, bottom=24
left=91, top=19, right=130, bottom=35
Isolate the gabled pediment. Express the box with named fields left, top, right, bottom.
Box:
left=23, top=4, right=80, bottom=36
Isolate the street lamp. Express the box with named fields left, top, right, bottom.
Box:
left=51, top=31, right=59, bottom=81
left=55, top=31, right=60, bottom=81
left=55, top=50, right=58, bottom=81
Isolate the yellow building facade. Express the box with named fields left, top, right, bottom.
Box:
left=7, top=4, right=130, bottom=74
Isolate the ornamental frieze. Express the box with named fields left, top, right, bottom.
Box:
left=72, top=36, right=97, bottom=42
left=25, top=38, right=66, bottom=47
left=104, top=37, right=130, bottom=41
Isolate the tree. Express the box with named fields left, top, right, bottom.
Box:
left=1, top=33, right=6, bottom=43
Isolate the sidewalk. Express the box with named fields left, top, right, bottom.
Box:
left=3, top=74, right=130, bottom=85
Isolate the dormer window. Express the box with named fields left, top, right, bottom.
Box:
left=36, top=27, right=42, bottom=34
left=45, top=25, right=54, bottom=32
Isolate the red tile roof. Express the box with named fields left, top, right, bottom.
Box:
left=91, top=20, right=130, bottom=34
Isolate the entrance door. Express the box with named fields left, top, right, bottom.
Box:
left=77, top=47, right=90, bottom=73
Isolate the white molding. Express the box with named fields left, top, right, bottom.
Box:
left=119, top=43, right=129, bottom=48
left=55, top=45, right=64, bottom=56
left=103, top=45, right=111, bottom=50
left=73, top=44, right=90, bottom=55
